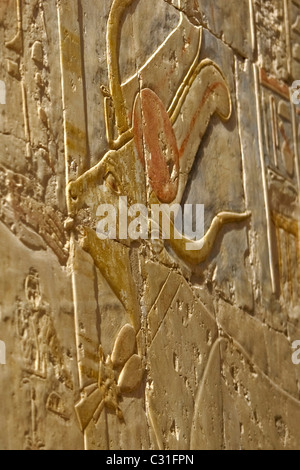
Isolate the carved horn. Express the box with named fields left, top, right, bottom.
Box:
left=107, top=0, right=137, bottom=136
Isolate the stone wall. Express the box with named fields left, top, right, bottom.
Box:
left=0, top=0, right=300, bottom=450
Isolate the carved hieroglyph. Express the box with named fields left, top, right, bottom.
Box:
left=0, top=0, right=300, bottom=450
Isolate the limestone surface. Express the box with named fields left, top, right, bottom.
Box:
left=0, top=0, right=300, bottom=450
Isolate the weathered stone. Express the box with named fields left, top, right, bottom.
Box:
left=0, top=0, right=300, bottom=452
left=118, top=354, right=144, bottom=393
left=111, top=324, right=137, bottom=368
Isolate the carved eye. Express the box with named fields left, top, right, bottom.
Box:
left=104, top=172, right=120, bottom=194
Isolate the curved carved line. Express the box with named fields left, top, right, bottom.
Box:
left=169, top=59, right=232, bottom=127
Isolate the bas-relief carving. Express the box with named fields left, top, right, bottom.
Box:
left=1, top=0, right=300, bottom=451
left=17, top=269, right=73, bottom=387
left=67, top=0, right=250, bottom=312
left=75, top=324, right=143, bottom=432
left=64, top=0, right=252, bottom=448
left=0, top=223, right=82, bottom=449
left=256, top=0, right=300, bottom=82
left=1, top=0, right=68, bottom=262
left=258, top=68, right=300, bottom=315
left=14, top=269, right=76, bottom=449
